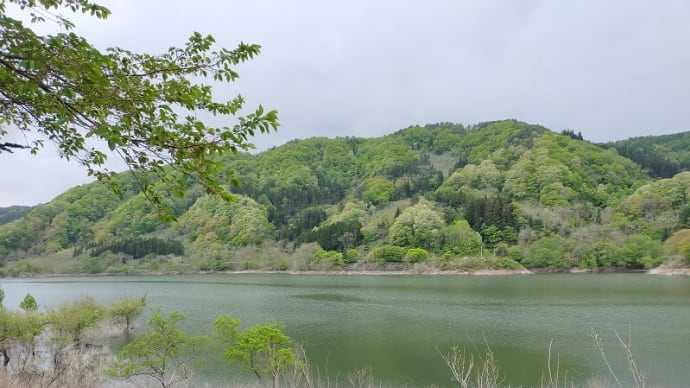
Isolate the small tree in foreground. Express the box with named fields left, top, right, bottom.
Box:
left=11, top=311, right=47, bottom=373
left=109, top=296, right=146, bottom=333
left=50, top=296, right=106, bottom=348
left=110, top=308, right=208, bottom=388
left=19, top=293, right=38, bottom=312
left=214, top=315, right=297, bottom=388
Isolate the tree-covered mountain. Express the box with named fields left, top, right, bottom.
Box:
left=2, top=119, right=690, bottom=275
left=601, top=131, right=690, bottom=178
left=0, top=206, right=31, bottom=225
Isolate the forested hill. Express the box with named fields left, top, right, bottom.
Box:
left=0, top=206, right=31, bottom=226
left=2, top=119, right=690, bottom=275
left=601, top=131, right=690, bottom=178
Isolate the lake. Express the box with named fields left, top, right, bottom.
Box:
left=2, top=273, right=689, bottom=387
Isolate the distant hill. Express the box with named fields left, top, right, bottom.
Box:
left=2, top=119, right=690, bottom=274
left=0, top=206, right=31, bottom=225
left=601, top=131, right=690, bottom=178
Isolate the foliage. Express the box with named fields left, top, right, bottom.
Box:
left=441, top=160, right=503, bottom=192
left=98, top=192, right=165, bottom=239
left=360, top=135, right=420, bottom=177
left=0, top=295, right=155, bottom=386
left=565, top=224, right=623, bottom=268
left=110, top=308, right=208, bottom=388
left=232, top=137, right=357, bottom=236
left=4, top=259, right=40, bottom=276
left=0, top=206, right=31, bottom=225
left=486, top=257, right=524, bottom=270
left=281, top=206, right=327, bottom=241
left=561, top=129, right=584, bottom=141
left=313, top=249, right=345, bottom=268
left=440, top=220, right=483, bottom=256
left=177, top=194, right=274, bottom=250
left=374, top=245, right=407, bottom=263
left=0, top=0, right=278, bottom=213
left=522, top=236, right=570, bottom=269
left=662, top=229, right=690, bottom=265
left=621, top=172, right=690, bottom=218
left=603, top=131, right=690, bottom=178
left=389, top=199, right=444, bottom=249
left=215, top=315, right=296, bottom=387
left=295, top=218, right=362, bottom=252
left=90, top=236, right=183, bottom=260
left=362, top=177, right=396, bottom=207
left=108, top=296, right=145, bottom=333
left=614, top=233, right=662, bottom=269
left=0, top=307, right=46, bottom=371
left=405, top=247, right=429, bottom=262
left=3, top=118, right=690, bottom=271
left=50, top=296, right=106, bottom=347
left=19, top=293, right=37, bottom=312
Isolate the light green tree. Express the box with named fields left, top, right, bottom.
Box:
left=0, top=307, right=47, bottom=370
left=405, top=247, right=429, bottom=262
left=11, top=310, right=46, bottom=371
left=389, top=199, right=445, bottom=248
left=19, top=292, right=38, bottom=312
left=523, top=236, right=569, bottom=269
left=441, top=220, right=482, bottom=255
left=615, top=233, right=662, bottom=269
left=362, top=177, right=396, bottom=207
left=108, top=296, right=145, bottom=333
left=215, top=315, right=296, bottom=388
left=50, top=296, right=106, bottom=348
left=0, top=0, right=278, bottom=214
left=110, top=308, right=208, bottom=388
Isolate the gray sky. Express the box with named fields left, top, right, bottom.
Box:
left=2, top=0, right=690, bottom=207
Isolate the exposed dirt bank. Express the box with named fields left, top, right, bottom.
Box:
left=647, top=267, right=690, bottom=276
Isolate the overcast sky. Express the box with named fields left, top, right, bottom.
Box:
left=2, top=0, right=690, bottom=207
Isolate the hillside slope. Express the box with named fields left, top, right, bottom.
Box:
left=602, top=131, right=690, bottom=178
left=3, top=120, right=690, bottom=275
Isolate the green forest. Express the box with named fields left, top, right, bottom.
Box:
left=2, top=119, right=690, bottom=275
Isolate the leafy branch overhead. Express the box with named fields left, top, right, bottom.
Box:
left=0, top=0, right=278, bottom=214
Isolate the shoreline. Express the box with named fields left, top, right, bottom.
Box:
left=225, top=268, right=534, bottom=276
left=8, top=265, right=690, bottom=278
left=3, top=268, right=534, bottom=278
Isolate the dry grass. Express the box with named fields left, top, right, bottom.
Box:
left=437, top=330, right=659, bottom=388
left=0, top=343, right=113, bottom=388
left=439, top=342, right=500, bottom=388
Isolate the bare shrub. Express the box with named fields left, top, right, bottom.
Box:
left=591, top=327, right=648, bottom=388
left=439, top=342, right=500, bottom=388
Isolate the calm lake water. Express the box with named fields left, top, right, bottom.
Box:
left=2, top=273, right=689, bottom=387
